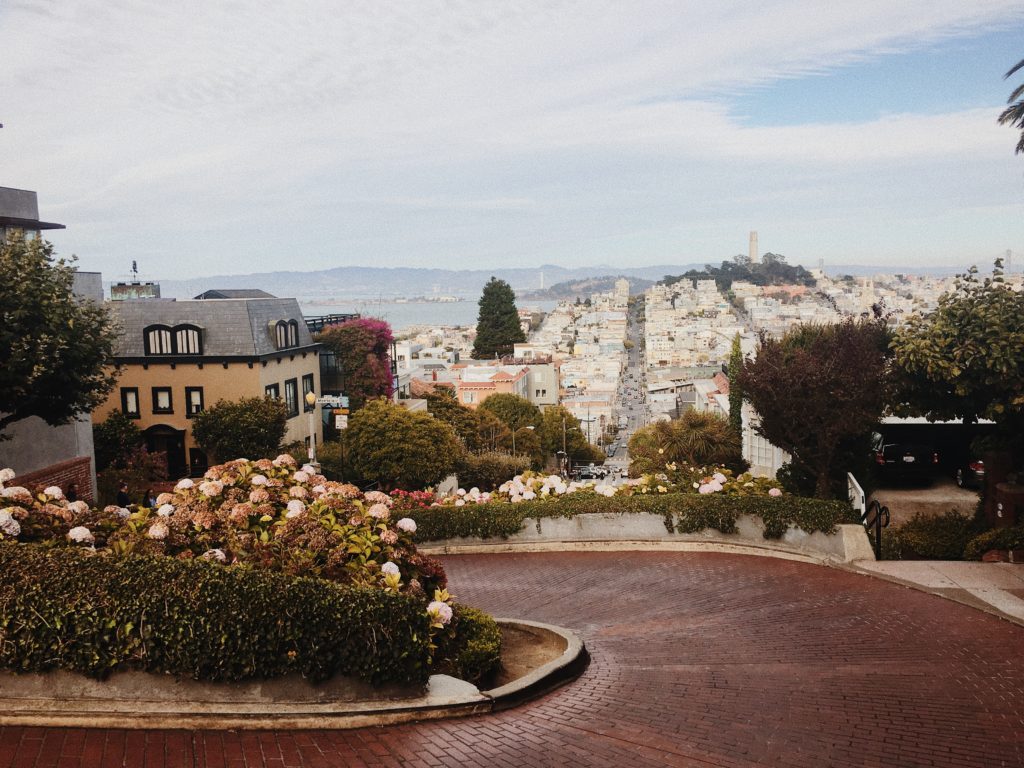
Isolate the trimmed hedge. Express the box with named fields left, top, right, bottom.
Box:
left=433, top=605, right=502, bottom=686
left=964, top=525, right=1024, bottom=560
left=409, top=493, right=857, bottom=542
left=0, top=543, right=431, bottom=685
left=882, top=511, right=975, bottom=561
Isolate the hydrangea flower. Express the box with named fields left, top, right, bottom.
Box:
left=157, top=504, right=175, bottom=517
left=147, top=521, right=169, bottom=540
left=201, top=548, right=227, bottom=562
left=2, top=487, right=32, bottom=505
left=285, top=499, right=305, bottom=518
left=289, top=486, right=308, bottom=499
left=301, top=464, right=317, bottom=475
left=156, top=492, right=174, bottom=505
left=427, top=600, right=453, bottom=625
left=43, top=486, right=64, bottom=499
left=0, top=468, right=15, bottom=484
left=249, top=474, right=268, bottom=486
left=0, top=509, right=21, bottom=537
left=367, top=503, right=390, bottom=519
left=364, top=490, right=392, bottom=506
left=380, top=529, right=398, bottom=545
left=198, top=480, right=223, bottom=497
left=396, top=517, right=417, bottom=533
left=713, top=472, right=728, bottom=484
left=292, top=470, right=310, bottom=483
left=68, top=500, right=89, bottom=515
left=249, top=488, right=270, bottom=503
left=381, top=561, right=400, bottom=576
left=273, top=454, right=297, bottom=467
left=768, top=487, right=783, bottom=497
left=67, top=526, right=94, bottom=544
left=175, top=478, right=194, bottom=491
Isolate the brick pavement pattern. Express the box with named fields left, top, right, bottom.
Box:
left=2, top=551, right=1023, bottom=767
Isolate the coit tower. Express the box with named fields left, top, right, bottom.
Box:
left=749, top=231, right=758, bottom=263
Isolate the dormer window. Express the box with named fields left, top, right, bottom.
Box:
left=274, top=319, right=301, bottom=350
left=144, top=324, right=204, bottom=356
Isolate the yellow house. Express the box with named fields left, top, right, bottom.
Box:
left=93, top=295, right=322, bottom=479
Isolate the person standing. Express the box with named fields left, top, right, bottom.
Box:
left=116, top=482, right=131, bottom=507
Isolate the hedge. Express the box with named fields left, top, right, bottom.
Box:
left=882, top=511, right=975, bottom=561
left=964, top=525, right=1024, bottom=560
left=433, top=605, right=502, bottom=686
left=409, top=493, right=857, bottom=542
left=0, top=543, right=432, bottom=686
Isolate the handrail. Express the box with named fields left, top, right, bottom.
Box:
left=862, top=499, right=890, bottom=560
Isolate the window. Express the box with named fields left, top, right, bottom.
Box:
left=145, top=325, right=173, bottom=355
left=463, top=391, right=475, bottom=404
left=302, top=374, right=315, bottom=411
left=121, top=387, right=140, bottom=418
left=284, top=378, right=299, bottom=418
left=288, top=320, right=299, bottom=347
left=185, top=387, right=204, bottom=418
left=265, top=383, right=280, bottom=400
left=274, top=319, right=301, bottom=350
left=144, top=324, right=203, bottom=355
left=152, top=387, right=173, bottom=414
left=275, top=321, right=289, bottom=349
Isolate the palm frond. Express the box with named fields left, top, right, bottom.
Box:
left=1005, top=58, right=1024, bottom=79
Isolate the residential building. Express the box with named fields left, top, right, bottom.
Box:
left=94, top=296, right=322, bottom=479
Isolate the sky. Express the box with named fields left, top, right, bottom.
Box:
left=2, top=1, right=1024, bottom=279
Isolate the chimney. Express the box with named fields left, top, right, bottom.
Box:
left=749, top=231, right=758, bottom=263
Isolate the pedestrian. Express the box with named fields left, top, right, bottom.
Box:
left=116, top=482, right=131, bottom=507
left=143, top=488, right=157, bottom=508
left=66, top=482, right=79, bottom=503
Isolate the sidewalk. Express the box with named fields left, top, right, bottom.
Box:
left=849, top=559, right=1024, bottom=625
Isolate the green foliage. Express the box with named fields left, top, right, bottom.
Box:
left=965, top=525, right=1024, bottom=560
left=998, top=58, right=1024, bottom=155
left=883, top=511, right=984, bottom=560
left=315, top=440, right=347, bottom=481
left=92, top=410, right=143, bottom=472
left=472, top=277, right=525, bottom=359
left=457, top=452, right=530, bottom=491
left=739, top=318, right=892, bottom=498
left=537, top=405, right=592, bottom=462
left=728, top=333, right=743, bottom=438
left=345, top=399, right=464, bottom=491
left=892, top=261, right=1024, bottom=440
left=478, top=394, right=541, bottom=431
left=628, top=411, right=744, bottom=477
left=660, top=256, right=816, bottom=292
left=426, top=389, right=486, bottom=451
left=316, top=318, right=394, bottom=410
left=96, top=447, right=167, bottom=507
left=0, top=238, right=119, bottom=438
left=408, top=492, right=855, bottom=542
left=432, top=605, right=502, bottom=686
left=190, top=396, right=288, bottom=464
left=0, top=543, right=431, bottom=685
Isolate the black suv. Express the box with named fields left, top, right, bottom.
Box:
left=871, top=432, right=939, bottom=482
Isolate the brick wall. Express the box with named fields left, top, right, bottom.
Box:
left=13, top=456, right=94, bottom=504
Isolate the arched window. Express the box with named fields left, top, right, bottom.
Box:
left=275, top=320, right=289, bottom=349
left=287, top=320, right=299, bottom=347
left=144, top=325, right=173, bottom=355
left=174, top=325, right=202, bottom=355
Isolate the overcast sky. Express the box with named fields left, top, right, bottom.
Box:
left=2, top=1, right=1024, bottom=279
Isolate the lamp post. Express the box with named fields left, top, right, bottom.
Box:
left=305, top=391, right=318, bottom=466
left=511, top=424, right=535, bottom=456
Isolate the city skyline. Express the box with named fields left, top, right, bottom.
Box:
left=2, top=1, right=1024, bottom=278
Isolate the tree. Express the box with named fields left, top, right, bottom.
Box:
left=316, top=318, right=394, bottom=410
left=891, top=261, right=1024, bottom=436
left=191, top=396, right=289, bottom=463
left=738, top=318, right=892, bottom=498
left=998, top=58, right=1024, bottom=154
left=536, top=405, right=593, bottom=463
left=425, top=389, right=482, bottom=450
left=627, top=410, right=743, bottom=477
left=727, top=333, right=743, bottom=439
left=472, top=277, right=525, bottom=358
left=478, top=393, right=541, bottom=432
left=0, top=237, right=118, bottom=438
left=344, top=399, right=464, bottom=491
left=93, top=410, right=143, bottom=472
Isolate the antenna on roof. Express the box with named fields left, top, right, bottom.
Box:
left=131, top=260, right=139, bottom=281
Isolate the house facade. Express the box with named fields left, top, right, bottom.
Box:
left=94, top=297, right=322, bottom=479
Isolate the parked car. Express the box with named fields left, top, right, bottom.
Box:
left=871, top=432, right=940, bottom=482
left=955, top=458, right=985, bottom=489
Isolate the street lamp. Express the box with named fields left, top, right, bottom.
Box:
left=304, top=391, right=318, bottom=466
left=511, top=424, right=535, bottom=455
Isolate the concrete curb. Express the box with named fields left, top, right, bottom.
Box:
left=0, top=620, right=587, bottom=730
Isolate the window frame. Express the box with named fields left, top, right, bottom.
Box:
left=185, top=386, right=204, bottom=418
left=152, top=387, right=173, bottom=414
left=265, top=383, right=280, bottom=400
left=144, top=325, right=174, bottom=355
left=175, top=325, right=203, bottom=355
left=120, top=387, right=140, bottom=419
left=284, top=378, right=299, bottom=418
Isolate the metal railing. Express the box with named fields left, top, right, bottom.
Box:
left=862, top=499, right=890, bottom=561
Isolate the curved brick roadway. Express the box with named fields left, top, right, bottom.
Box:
left=3, top=552, right=1024, bottom=767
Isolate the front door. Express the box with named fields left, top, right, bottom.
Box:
left=143, top=425, right=187, bottom=480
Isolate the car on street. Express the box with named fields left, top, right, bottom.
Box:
left=871, top=432, right=940, bottom=482
left=955, top=457, right=985, bottom=489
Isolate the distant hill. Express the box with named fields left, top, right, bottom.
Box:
left=518, top=275, right=655, bottom=301
left=146, top=264, right=704, bottom=301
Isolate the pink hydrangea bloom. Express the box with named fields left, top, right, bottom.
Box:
left=147, top=521, right=169, bottom=540
left=367, top=503, right=390, bottom=519
left=380, top=530, right=398, bottom=545
left=67, top=526, right=94, bottom=544
left=286, top=499, right=306, bottom=518
left=249, top=474, right=268, bottom=486
left=292, top=470, right=310, bottom=483
left=768, top=487, right=783, bottom=497
left=428, top=601, right=453, bottom=625
left=43, top=486, right=64, bottom=499
left=396, top=518, right=417, bottom=533
left=381, top=561, right=400, bottom=576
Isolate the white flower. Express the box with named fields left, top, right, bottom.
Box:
left=293, top=470, right=310, bottom=484
left=67, top=526, right=94, bottom=544
left=312, top=484, right=327, bottom=496
left=147, top=521, right=169, bottom=540
left=427, top=600, right=453, bottom=625
left=116, top=507, right=131, bottom=519
left=0, top=509, right=21, bottom=537
left=157, top=504, right=175, bottom=517
left=367, top=503, right=390, bottom=519
left=249, top=474, right=268, bottom=486
left=0, top=468, right=15, bottom=483
left=768, top=487, right=783, bottom=497
left=198, top=480, right=223, bottom=496
left=43, top=486, right=64, bottom=500
left=175, top=478, right=194, bottom=491
left=397, top=517, right=417, bottom=533
left=522, top=490, right=536, bottom=501
left=454, top=498, right=466, bottom=507
left=273, top=454, right=297, bottom=467
left=201, top=548, right=227, bottom=562
left=301, top=464, right=317, bottom=475
left=286, top=499, right=306, bottom=518
left=713, top=472, right=727, bottom=484
left=510, top=493, right=522, bottom=503
left=456, top=488, right=466, bottom=496
left=698, top=483, right=716, bottom=494
left=1, top=486, right=31, bottom=504
left=381, top=561, right=401, bottom=576
left=68, top=500, right=89, bottom=515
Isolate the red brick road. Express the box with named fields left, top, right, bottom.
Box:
left=2, top=552, right=1023, bottom=767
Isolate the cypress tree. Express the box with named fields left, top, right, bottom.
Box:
left=728, top=333, right=744, bottom=438
left=472, top=277, right=525, bottom=359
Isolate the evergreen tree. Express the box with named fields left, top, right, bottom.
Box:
left=472, top=277, right=525, bottom=359
left=727, top=333, right=743, bottom=438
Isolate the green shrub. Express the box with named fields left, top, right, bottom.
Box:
left=884, top=511, right=976, bottom=560
left=457, top=452, right=530, bottom=492
left=0, top=543, right=431, bottom=685
left=409, top=493, right=856, bottom=542
left=433, top=605, right=502, bottom=686
left=964, top=525, right=1024, bottom=560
